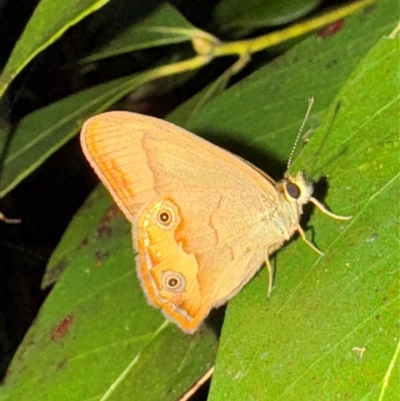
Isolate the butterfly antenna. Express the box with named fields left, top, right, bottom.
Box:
left=287, top=96, right=314, bottom=171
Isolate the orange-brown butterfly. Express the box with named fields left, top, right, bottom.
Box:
left=80, top=107, right=350, bottom=333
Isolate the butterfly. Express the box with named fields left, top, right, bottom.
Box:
left=80, top=109, right=350, bottom=333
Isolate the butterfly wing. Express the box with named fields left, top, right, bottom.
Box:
left=81, top=111, right=281, bottom=332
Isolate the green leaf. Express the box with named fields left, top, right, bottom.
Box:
left=0, top=0, right=110, bottom=97
left=166, top=64, right=238, bottom=127
left=214, top=0, right=322, bottom=34
left=81, top=3, right=199, bottom=63
left=208, top=15, right=399, bottom=401
left=42, top=185, right=113, bottom=288
left=186, top=1, right=395, bottom=173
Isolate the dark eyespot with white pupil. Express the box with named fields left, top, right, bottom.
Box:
left=162, top=271, right=186, bottom=292
left=157, top=209, right=172, bottom=225
left=286, top=182, right=301, bottom=199
left=168, top=277, right=179, bottom=287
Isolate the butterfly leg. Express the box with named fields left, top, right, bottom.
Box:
left=296, top=224, right=324, bottom=256
left=263, top=249, right=274, bottom=298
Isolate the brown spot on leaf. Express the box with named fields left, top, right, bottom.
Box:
left=79, top=237, right=89, bottom=248
left=326, top=59, right=338, bottom=69
left=100, top=205, right=120, bottom=224
left=362, top=4, right=376, bottom=15
left=97, top=225, right=112, bottom=237
left=96, top=205, right=121, bottom=237
left=317, top=19, right=344, bottom=39
left=95, top=250, right=109, bottom=263
left=57, top=359, right=68, bottom=371
left=51, top=315, right=73, bottom=341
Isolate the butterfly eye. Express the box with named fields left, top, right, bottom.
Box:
left=286, top=182, right=301, bottom=199
left=162, top=271, right=186, bottom=292
left=156, top=206, right=175, bottom=228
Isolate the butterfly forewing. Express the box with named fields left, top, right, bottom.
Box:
left=81, top=111, right=287, bottom=332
